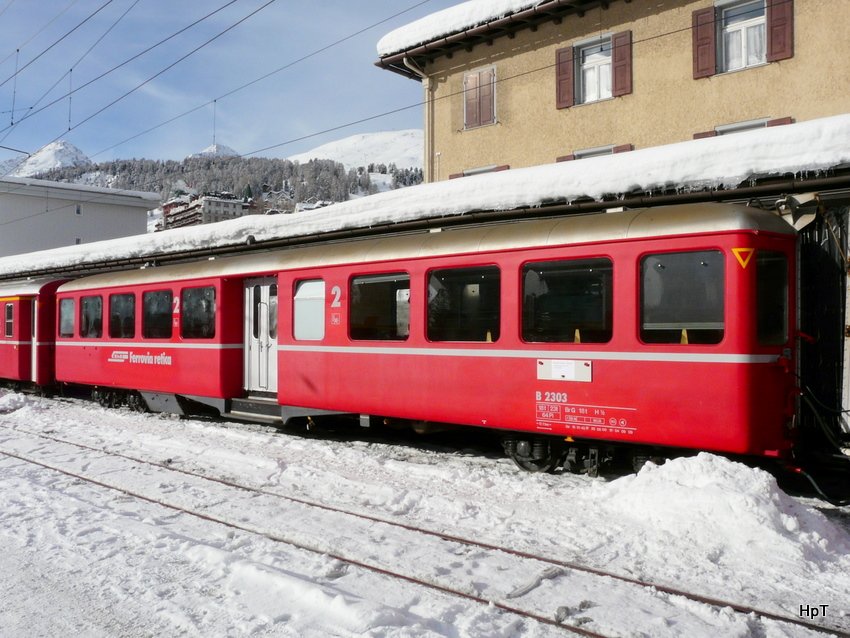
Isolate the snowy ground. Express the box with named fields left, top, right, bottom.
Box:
left=1, top=389, right=849, bottom=637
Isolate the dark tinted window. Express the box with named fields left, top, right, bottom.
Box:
left=109, top=293, right=135, bottom=339
left=80, top=296, right=103, bottom=339
left=757, top=251, right=788, bottom=345
left=523, top=258, right=613, bottom=343
left=143, top=290, right=173, bottom=339
left=428, top=266, right=500, bottom=342
left=641, top=250, right=724, bottom=344
left=181, top=287, right=215, bottom=339
left=59, top=299, right=75, bottom=337
left=350, top=273, right=410, bottom=340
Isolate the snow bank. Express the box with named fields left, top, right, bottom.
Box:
left=597, top=453, right=850, bottom=565
left=378, top=0, right=542, bottom=56
left=0, top=390, right=26, bottom=414
left=1, top=114, right=849, bottom=278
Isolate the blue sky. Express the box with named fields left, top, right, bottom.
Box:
left=0, top=0, right=457, bottom=164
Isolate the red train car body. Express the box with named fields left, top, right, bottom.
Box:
left=0, top=279, right=63, bottom=386
left=35, top=203, right=799, bottom=468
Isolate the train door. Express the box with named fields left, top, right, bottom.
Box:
left=244, top=278, right=279, bottom=393
left=30, top=298, right=37, bottom=382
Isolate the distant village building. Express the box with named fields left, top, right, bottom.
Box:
left=162, top=192, right=254, bottom=229
left=0, top=176, right=159, bottom=257
left=377, top=0, right=848, bottom=182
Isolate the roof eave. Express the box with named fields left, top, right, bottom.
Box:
left=376, top=0, right=619, bottom=78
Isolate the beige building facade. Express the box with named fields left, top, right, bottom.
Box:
left=378, top=0, right=849, bottom=182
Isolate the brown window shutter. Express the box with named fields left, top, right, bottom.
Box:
left=693, top=130, right=718, bottom=139
left=767, top=116, right=794, bottom=127
left=556, top=154, right=576, bottom=162
left=767, top=0, right=794, bottom=62
left=479, top=68, right=495, bottom=125
left=613, top=144, right=634, bottom=153
left=464, top=72, right=480, bottom=128
left=611, top=31, right=633, bottom=97
left=556, top=47, right=574, bottom=109
left=692, top=7, right=716, bottom=79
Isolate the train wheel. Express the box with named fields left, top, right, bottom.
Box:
left=503, top=437, right=565, bottom=473
left=126, top=392, right=148, bottom=413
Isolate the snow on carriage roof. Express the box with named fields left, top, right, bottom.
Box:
left=0, top=113, right=849, bottom=279
left=377, top=0, right=542, bottom=57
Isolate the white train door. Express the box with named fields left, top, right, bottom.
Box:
left=244, top=278, right=278, bottom=393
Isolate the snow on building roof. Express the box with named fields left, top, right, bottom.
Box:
left=0, top=113, right=848, bottom=279
left=0, top=175, right=160, bottom=206
left=377, top=0, right=544, bottom=57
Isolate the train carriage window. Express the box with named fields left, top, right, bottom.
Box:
left=522, top=259, right=613, bottom=343
left=4, top=303, right=11, bottom=338
left=293, top=279, right=325, bottom=341
left=756, top=251, right=788, bottom=345
left=350, top=273, right=410, bottom=340
left=269, top=284, right=278, bottom=339
left=59, top=299, right=75, bottom=337
left=428, top=266, right=500, bottom=342
left=143, top=290, right=173, bottom=339
left=641, top=250, right=724, bottom=344
left=109, top=293, right=135, bottom=339
left=181, top=286, right=216, bottom=339
left=80, top=296, right=103, bottom=339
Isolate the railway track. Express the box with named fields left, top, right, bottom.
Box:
left=0, top=420, right=846, bottom=638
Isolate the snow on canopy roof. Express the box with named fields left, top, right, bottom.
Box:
left=377, top=0, right=543, bottom=57
left=0, top=113, right=848, bottom=279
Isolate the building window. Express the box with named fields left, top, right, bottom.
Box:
left=693, top=0, right=793, bottom=79
left=720, top=1, right=766, bottom=71
left=428, top=266, right=500, bottom=342
left=4, top=303, right=12, bottom=338
left=350, top=273, right=410, bottom=341
left=556, top=32, right=632, bottom=109
left=716, top=117, right=769, bottom=135
left=577, top=39, right=612, bottom=104
left=463, top=67, right=495, bottom=129
left=75, top=204, right=82, bottom=215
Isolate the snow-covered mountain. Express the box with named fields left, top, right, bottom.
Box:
left=288, top=130, right=422, bottom=170
left=187, top=143, right=240, bottom=159
left=4, top=140, right=92, bottom=177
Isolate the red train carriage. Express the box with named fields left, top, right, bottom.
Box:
left=0, top=278, right=63, bottom=387
left=52, top=203, right=798, bottom=471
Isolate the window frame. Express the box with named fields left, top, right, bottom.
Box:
left=80, top=295, right=103, bottom=339
left=4, top=302, right=12, bottom=338
left=349, top=272, right=410, bottom=341
left=639, top=249, right=726, bottom=345
left=719, top=0, right=767, bottom=73
left=427, top=265, right=501, bottom=343
left=293, top=279, right=326, bottom=342
left=180, top=286, right=216, bottom=340
left=142, top=289, right=174, bottom=339
left=575, top=36, right=613, bottom=105
left=58, top=298, right=75, bottom=338
left=463, top=66, right=496, bottom=130
left=108, top=293, right=136, bottom=339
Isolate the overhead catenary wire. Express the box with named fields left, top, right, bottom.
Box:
left=0, top=0, right=241, bottom=139
left=0, top=0, right=115, bottom=90
left=0, top=0, right=143, bottom=145
left=0, top=0, right=80, bottom=70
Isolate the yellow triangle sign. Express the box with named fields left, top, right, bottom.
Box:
left=732, top=247, right=755, bottom=269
